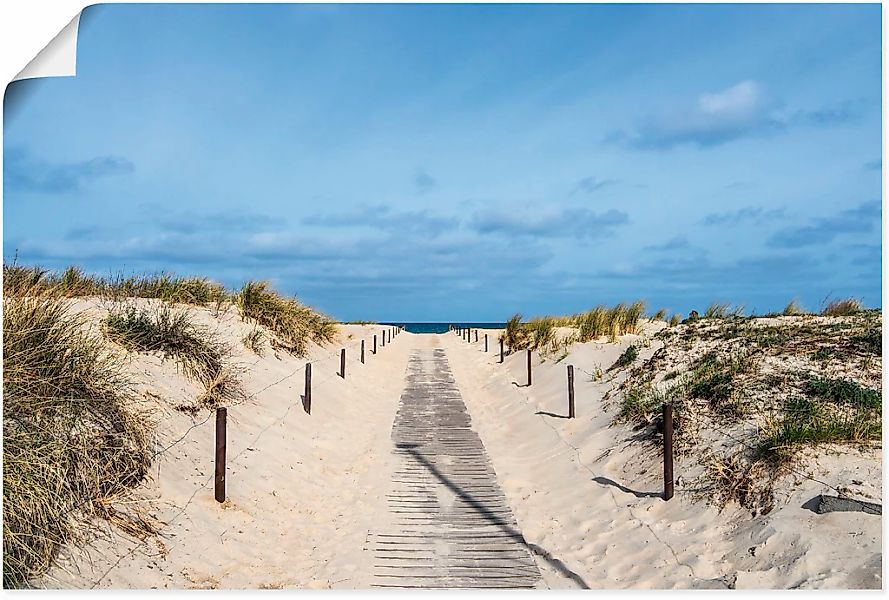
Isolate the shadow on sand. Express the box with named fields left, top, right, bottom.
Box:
left=592, top=476, right=662, bottom=499
left=535, top=410, right=570, bottom=419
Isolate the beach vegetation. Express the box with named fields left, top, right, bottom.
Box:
left=242, top=327, right=266, bottom=356
left=104, top=304, right=241, bottom=408
left=782, top=299, right=807, bottom=316
left=703, top=302, right=745, bottom=319
left=234, top=281, right=337, bottom=357
left=611, top=344, right=639, bottom=370
left=3, top=291, right=151, bottom=587
left=821, top=298, right=862, bottom=317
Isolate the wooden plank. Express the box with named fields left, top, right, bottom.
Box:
left=370, top=348, right=541, bottom=589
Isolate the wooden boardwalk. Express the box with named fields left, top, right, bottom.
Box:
left=369, top=348, right=542, bottom=589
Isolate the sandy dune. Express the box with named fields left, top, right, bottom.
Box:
left=42, top=315, right=881, bottom=589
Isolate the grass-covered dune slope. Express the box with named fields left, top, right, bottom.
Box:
left=494, top=298, right=881, bottom=515
left=2, top=264, right=339, bottom=587
left=607, top=303, right=881, bottom=515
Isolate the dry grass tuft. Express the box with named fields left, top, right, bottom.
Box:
left=821, top=297, right=862, bottom=317
left=103, top=303, right=242, bottom=408
left=782, top=299, right=807, bottom=316
left=3, top=291, right=151, bottom=587
left=235, top=281, right=337, bottom=357
left=4, top=263, right=228, bottom=306
left=241, top=327, right=266, bottom=356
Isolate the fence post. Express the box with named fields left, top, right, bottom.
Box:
left=485, top=334, right=488, bottom=352
left=568, top=365, right=575, bottom=419
left=527, top=349, right=532, bottom=386
left=373, top=335, right=377, bottom=354
left=340, top=348, right=346, bottom=379
left=663, top=403, right=674, bottom=501
left=304, top=363, right=312, bottom=415
left=500, top=338, right=504, bottom=363
left=475, top=330, right=478, bottom=343
left=382, top=330, right=386, bottom=347
left=361, top=339, right=365, bottom=364
left=215, top=406, right=227, bottom=503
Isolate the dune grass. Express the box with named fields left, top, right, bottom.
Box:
left=782, top=299, right=807, bottom=316
left=242, top=327, right=266, bottom=356
left=235, top=281, right=337, bottom=357
left=610, top=344, right=639, bottom=370
left=3, top=291, right=151, bottom=587
left=4, top=263, right=228, bottom=306
left=703, top=302, right=745, bottom=319
left=506, top=302, right=647, bottom=348
left=103, top=304, right=241, bottom=408
left=5, top=263, right=340, bottom=357
left=821, top=298, right=862, bottom=316
left=501, top=301, right=647, bottom=354
left=759, top=394, right=881, bottom=458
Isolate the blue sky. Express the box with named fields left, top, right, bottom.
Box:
left=3, top=3, right=882, bottom=321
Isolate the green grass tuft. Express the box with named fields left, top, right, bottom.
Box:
left=611, top=344, right=639, bottom=370
left=804, top=376, right=881, bottom=409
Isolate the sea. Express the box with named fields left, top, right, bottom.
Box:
left=380, top=322, right=507, bottom=334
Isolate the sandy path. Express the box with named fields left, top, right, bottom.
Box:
left=368, top=343, right=541, bottom=588
left=440, top=329, right=736, bottom=589
left=438, top=328, right=881, bottom=590
left=45, top=321, right=413, bottom=589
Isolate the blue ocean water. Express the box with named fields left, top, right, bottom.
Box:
left=381, top=322, right=506, bottom=334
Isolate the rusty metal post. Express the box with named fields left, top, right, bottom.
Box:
left=340, top=348, right=346, bottom=378
left=527, top=349, right=532, bottom=386
left=568, top=365, right=575, bottom=419
left=361, top=339, right=365, bottom=364
left=304, top=362, right=312, bottom=415
left=663, top=402, right=674, bottom=501
left=215, top=406, right=227, bottom=503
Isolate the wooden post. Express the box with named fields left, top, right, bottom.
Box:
left=340, top=348, right=346, bottom=379
left=500, top=338, right=504, bottom=363
left=304, top=363, right=312, bottom=415
left=663, top=403, right=674, bottom=501
left=568, top=365, right=575, bottom=419
left=215, top=406, right=227, bottom=503
left=474, top=330, right=478, bottom=343
left=485, top=334, right=488, bottom=352
left=373, top=335, right=377, bottom=354
left=382, top=330, right=386, bottom=347
left=361, top=340, right=365, bottom=364
left=527, top=349, right=532, bottom=386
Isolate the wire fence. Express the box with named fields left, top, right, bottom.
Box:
left=44, top=325, right=406, bottom=587
left=458, top=329, right=878, bottom=512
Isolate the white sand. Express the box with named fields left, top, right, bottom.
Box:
left=442, top=327, right=882, bottom=589
left=46, top=302, right=410, bottom=589
left=42, top=315, right=881, bottom=589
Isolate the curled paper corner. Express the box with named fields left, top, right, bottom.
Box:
left=13, top=12, right=82, bottom=82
